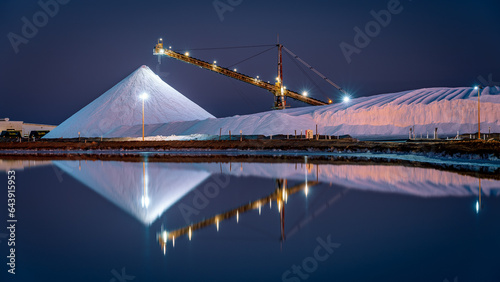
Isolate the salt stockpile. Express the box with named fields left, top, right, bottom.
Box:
left=44, top=65, right=214, bottom=138
left=106, top=86, right=500, bottom=139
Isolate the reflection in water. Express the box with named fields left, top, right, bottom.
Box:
left=476, top=179, right=483, bottom=213
left=51, top=160, right=499, bottom=227
left=141, top=162, right=149, bottom=208
left=0, top=159, right=51, bottom=171
left=158, top=179, right=318, bottom=253
left=53, top=161, right=211, bottom=225
left=48, top=159, right=500, bottom=256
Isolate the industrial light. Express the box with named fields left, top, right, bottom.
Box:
left=328, top=99, right=332, bottom=104
left=302, top=91, right=308, bottom=96
left=474, top=84, right=483, bottom=139
left=185, top=52, right=189, bottom=56
left=343, top=96, right=350, bottom=103
left=159, top=49, right=165, bottom=54
left=140, top=93, right=148, bottom=141
left=213, top=60, right=217, bottom=64
left=169, top=46, right=172, bottom=49
left=233, top=68, right=237, bottom=72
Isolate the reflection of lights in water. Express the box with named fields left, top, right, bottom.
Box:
left=141, top=162, right=150, bottom=208
left=162, top=230, right=167, bottom=255
left=141, top=196, right=150, bottom=208
left=476, top=179, right=482, bottom=214
left=304, top=157, right=308, bottom=197
left=269, top=201, right=272, bottom=209
left=157, top=180, right=317, bottom=253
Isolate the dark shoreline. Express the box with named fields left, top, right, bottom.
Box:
left=0, top=139, right=499, bottom=157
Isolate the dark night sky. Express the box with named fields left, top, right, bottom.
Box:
left=1, top=0, right=499, bottom=125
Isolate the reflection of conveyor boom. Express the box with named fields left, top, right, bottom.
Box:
left=158, top=180, right=319, bottom=250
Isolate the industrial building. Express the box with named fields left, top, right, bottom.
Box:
left=0, top=118, right=56, bottom=137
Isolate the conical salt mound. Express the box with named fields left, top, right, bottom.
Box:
left=45, top=65, right=214, bottom=138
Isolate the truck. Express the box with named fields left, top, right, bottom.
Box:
left=0, top=130, right=22, bottom=139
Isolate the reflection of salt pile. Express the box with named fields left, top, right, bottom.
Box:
left=54, top=160, right=499, bottom=225
left=160, top=162, right=500, bottom=197
left=53, top=161, right=211, bottom=225
left=106, top=86, right=500, bottom=139
left=44, top=65, right=214, bottom=138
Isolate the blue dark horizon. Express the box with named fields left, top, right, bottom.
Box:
left=1, top=0, right=499, bottom=125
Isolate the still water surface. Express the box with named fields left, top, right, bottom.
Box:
left=1, top=156, right=499, bottom=281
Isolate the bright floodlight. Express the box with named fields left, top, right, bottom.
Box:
left=185, top=52, right=189, bottom=56
left=343, top=96, right=350, bottom=103
left=140, top=93, right=149, bottom=100
left=302, top=91, right=308, bottom=96
left=474, top=86, right=478, bottom=90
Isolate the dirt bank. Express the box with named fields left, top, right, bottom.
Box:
left=0, top=139, right=499, bottom=157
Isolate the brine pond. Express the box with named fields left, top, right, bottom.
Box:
left=1, top=153, right=499, bottom=282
